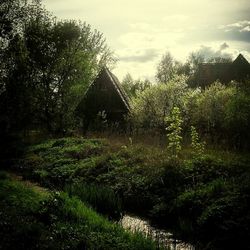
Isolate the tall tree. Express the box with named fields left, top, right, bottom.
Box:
left=156, top=52, right=190, bottom=83
left=121, top=73, right=151, bottom=98
left=0, top=0, right=41, bottom=133
left=0, top=0, right=114, bottom=135
left=156, top=52, right=175, bottom=83
left=187, top=51, right=205, bottom=74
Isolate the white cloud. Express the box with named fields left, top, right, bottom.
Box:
left=219, top=20, right=250, bottom=32
left=240, top=26, right=250, bottom=32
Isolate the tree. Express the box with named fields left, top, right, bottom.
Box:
left=121, top=73, right=134, bottom=97
left=24, top=15, right=112, bottom=132
left=156, top=52, right=176, bottom=83
left=0, top=0, right=42, bottom=133
left=130, top=75, right=191, bottom=131
left=156, top=52, right=190, bottom=83
left=190, top=126, right=205, bottom=156
left=121, top=73, right=151, bottom=98
left=0, top=0, right=114, bottom=135
left=207, top=56, right=232, bottom=63
left=187, top=51, right=205, bottom=75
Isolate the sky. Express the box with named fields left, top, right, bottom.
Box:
left=43, top=0, right=250, bottom=81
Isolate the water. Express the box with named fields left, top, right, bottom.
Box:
left=120, top=214, right=195, bottom=250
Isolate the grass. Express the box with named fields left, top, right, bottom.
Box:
left=0, top=171, right=163, bottom=250
left=65, top=182, right=123, bottom=220
left=10, top=136, right=250, bottom=249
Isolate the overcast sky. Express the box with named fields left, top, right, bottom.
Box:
left=43, top=0, right=250, bottom=81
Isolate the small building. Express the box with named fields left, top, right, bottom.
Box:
left=196, top=54, right=250, bottom=87
left=77, top=67, right=130, bottom=129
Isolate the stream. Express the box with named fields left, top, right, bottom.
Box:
left=120, top=214, right=195, bottom=250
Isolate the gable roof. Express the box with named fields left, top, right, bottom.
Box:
left=84, top=66, right=131, bottom=111
left=196, top=54, right=250, bottom=86
left=103, top=67, right=131, bottom=111
left=78, top=66, right=131, bottom=118
left=233, top=53, right=250, bottom=66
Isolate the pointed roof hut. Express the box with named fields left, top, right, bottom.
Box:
left=77, top=67, right=130, bottom=124
left=196, top=54, right=250, bottom=87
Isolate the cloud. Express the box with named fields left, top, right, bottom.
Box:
left=43, top=0, right=250, bottom=80
left=194, top=43, right=234, bottom=60
left=219, top=20, right=250, bottom=32
left=119, top=49, right=159, bottom=62
left=217, top=20, right=250, bottom=43
left=220, top=42, right=229, bottom=50
left=240, top=26, right=250, bottom=32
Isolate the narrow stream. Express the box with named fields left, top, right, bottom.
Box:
left=120, top=214, right=195, bottom=250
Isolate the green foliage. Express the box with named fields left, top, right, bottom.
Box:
left=65, top=182, right=122, bottom=220
left=121, top=73, right=152, bottom=98
left=131, top=78, right=250, bottom=149
left=21, top=138, right=166, bottom=213
left=0, top=176, right=161, bottom=250
left=166, top=107, right=183, bottom=158
left=224, top=85, right=250, bottom=148
left=191, top=82, right=234, bottom=133
left=190, top=126, right=205, bottom=156
left=0, top=0, right=114, bottom=135
left=130, top=75, right=192, bottom=131
left=156, top=51, right=190, bottom=83
left=17, top=137, right=250, bottom=249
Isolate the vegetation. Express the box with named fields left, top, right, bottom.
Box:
left=0, top=0, right=114, bottom=136
left=6, top=137, right=248, bottom=249
left=65, top=182, right=123, bottom=220
left=1, top=1, right=250, bottom=250
left=190, top=126, right=205, bottom=156
left=165, top=107, right=183, bottom=158
left=121, top=73, right=152, bottom=98
left=130, top=78, right=250, bottom=149
left=0, top=172, right=161, bottom=250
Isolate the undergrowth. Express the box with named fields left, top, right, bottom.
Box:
left=11, top=137, right=250, bottom=249
left=0, top=172, right=162, bottom=250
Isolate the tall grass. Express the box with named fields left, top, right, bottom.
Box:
left=65, top=182, right=123, bottom=220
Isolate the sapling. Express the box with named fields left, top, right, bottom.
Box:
left=190, top=125, right=205, bottom=156
left=165, top=107, right=183, bottom=158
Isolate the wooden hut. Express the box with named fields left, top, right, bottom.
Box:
left=77, top=67, right=130, bottom=128
left=196, top=54, right=250, bottom=87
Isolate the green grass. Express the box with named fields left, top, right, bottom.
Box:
left=0, top=172, right=162, bottom=250
left=65, top=182, right=123, bottom=220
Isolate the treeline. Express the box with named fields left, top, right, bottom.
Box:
left=0, top=0, right=114, bottom=136
left=128, top=77, right=250, bottom=149
left=121, top=50, right=233, bottom=96
left=120, top=52, right=249, bottom=150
